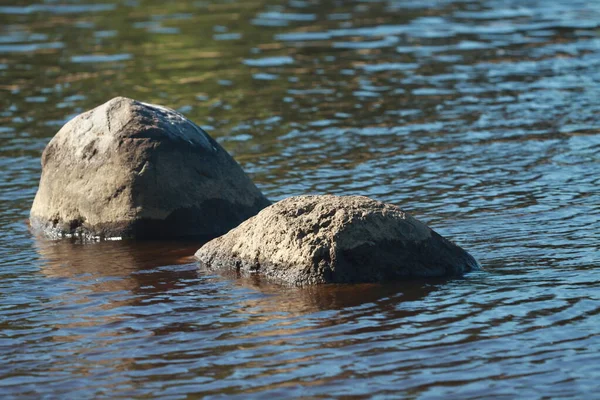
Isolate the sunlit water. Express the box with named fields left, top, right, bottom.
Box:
left=1, top=0, right=599, bottom=397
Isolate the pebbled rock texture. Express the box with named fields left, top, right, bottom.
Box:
left=30, top=96, right=270, bottom=239
left=195, top=195, right=480, bottom=286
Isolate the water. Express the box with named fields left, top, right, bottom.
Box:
left=1, top=0, right=599, bottom=397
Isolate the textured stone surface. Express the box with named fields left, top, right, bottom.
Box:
left=30, top=96, right=270, bottom=239
left=195, top=195, right=480, bottom=286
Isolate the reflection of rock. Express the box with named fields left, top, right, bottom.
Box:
left=196, top=195, right=480, bottom=286
left=36, top=237, right=202, bottom=340
left=30, top=96, right=270, bottom=240
left=34, top=237, right=203, bottom=387
left=224, top=273, right=442, bottom=314
left=204, top=274, right=443, bottom=343
left=36, top=238, right=201, bottom=296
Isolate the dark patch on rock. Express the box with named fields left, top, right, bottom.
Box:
left=195, top=195, right=480, bottom=286
left=30, top=96, right=270, bottom=239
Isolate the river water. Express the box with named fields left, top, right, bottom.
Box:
left=1, top=0, right=599, bottom=398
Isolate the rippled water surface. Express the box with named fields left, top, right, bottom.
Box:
left=1, top=0, right=600, bottom=398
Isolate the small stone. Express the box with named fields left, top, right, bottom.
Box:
left=195, top=195, right=480, bottom=286
left=30, top=96, right=270, bottom=239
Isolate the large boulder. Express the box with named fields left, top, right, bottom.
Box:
left=30, top=97, right=270, bottom=239
left=196, top=195, right=480, bottom=285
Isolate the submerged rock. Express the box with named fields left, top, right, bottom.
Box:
left=195, top=195, right=480, bottom=286
left=30, top=96, right=270, bottom=239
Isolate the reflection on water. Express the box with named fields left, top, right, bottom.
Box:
left=1, top=0, right=599, bottom=397
left=36, top=239, right=201, bottom=302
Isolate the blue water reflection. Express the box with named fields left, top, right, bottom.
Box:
left=0, top=0, right=599, bottom=397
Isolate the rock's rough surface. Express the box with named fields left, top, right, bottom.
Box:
left=196, top=195, right=480, bottom=285
left=30, top=97, right=270, bottom=239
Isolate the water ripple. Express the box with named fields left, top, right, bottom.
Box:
left=1, top=0, right=599, bottom=397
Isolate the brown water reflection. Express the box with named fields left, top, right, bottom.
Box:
left=36, top=236, right=438, bottom=320
left=2, top=0, right=600, bottom=397
left=33, top=239, right=201, bottom=347
left=233, top=274, right=440, bottom=312
left=36, top=238, right=200, bottom=297
left=26, top=239, right=204, bottom=394
left=26, top=237, right=446, bottom=397
left=37, top=239, right=199, bottom=276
